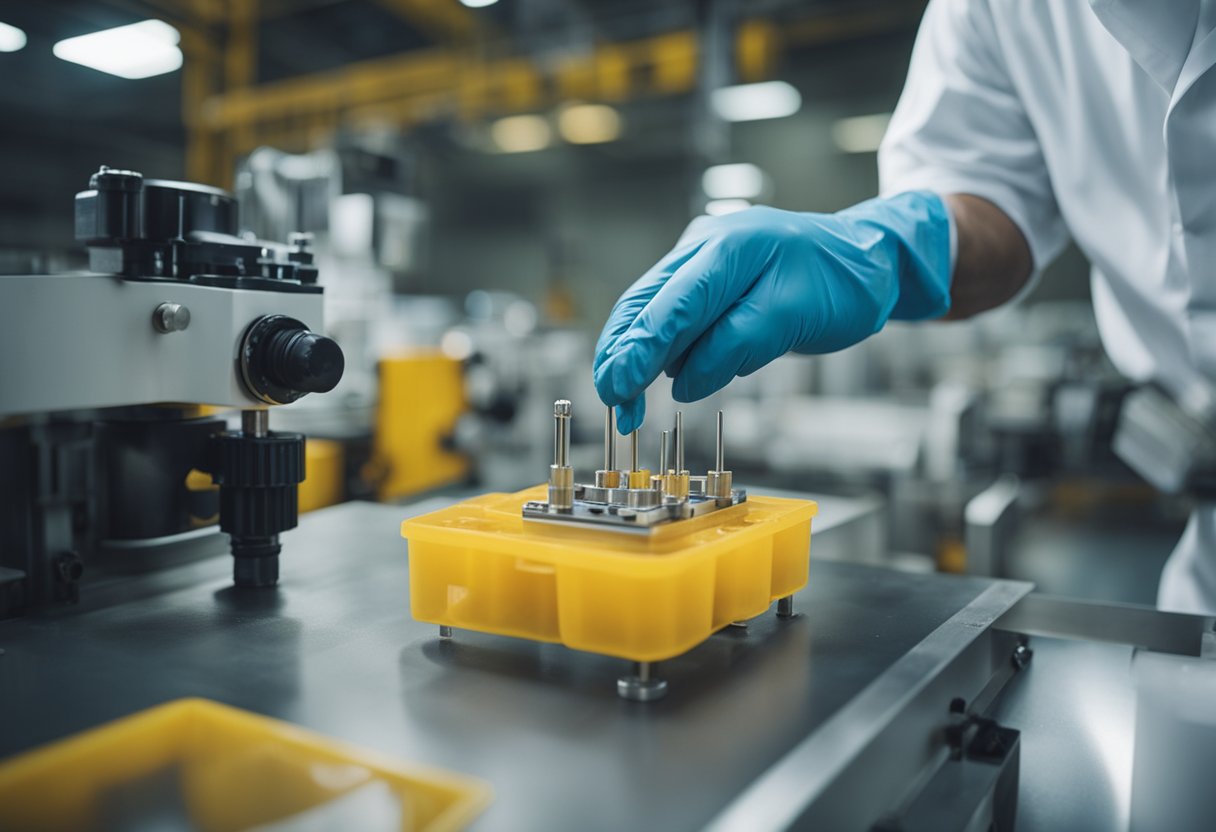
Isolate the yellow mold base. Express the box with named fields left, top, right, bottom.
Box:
left=402, top=485, right=817, bottom=663
left=0, top=698, right=492, bottom=832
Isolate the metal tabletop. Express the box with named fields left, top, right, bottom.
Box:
left=2, top=497, right=1020, bottom=830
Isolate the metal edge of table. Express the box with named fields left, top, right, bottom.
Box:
left=706, top=578, right=1033, bottom=831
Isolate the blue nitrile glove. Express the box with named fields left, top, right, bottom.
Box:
left=593, top=191, right=953, bottom=433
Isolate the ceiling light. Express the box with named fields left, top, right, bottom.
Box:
left=558, top=103, right=622, bottom=145
left=832, top=113, right=892, bottom=154
left=459, top=0, right=499, bottom=7
left=490, top=114, right=551, bottom=154
left=705, top=199, right=751, bottom=217
left=0, top=21, right=27, bottom=52
left=53, top=20, right=182, bottom=79
left=710, top=81, right=801, bottom=123
left=702, top=163, right=767, bottom=200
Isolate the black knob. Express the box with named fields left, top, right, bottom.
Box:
left=239, top=315, right=345, bottom=405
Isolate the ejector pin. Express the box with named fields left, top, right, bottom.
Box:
left=595, top=405, right=621, bottom=488
left=549, top=399, right=574, bottom=510
left=667, top=411, right=689, bottom=499
left=707, top=409, right=733, bottom=500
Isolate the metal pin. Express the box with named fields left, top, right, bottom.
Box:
left=604, top=407, right=617, bottom=471
left=777, top=596, right=794, bottom=618
left=554, top=399, right=571, bottom=466
left=716, top=410, right=725, bottom=472
left=596, top=406, right=622, bottom=488
left=675, top=411, right=685, bottom=473
left=659, top=430, right=670, bottom=473
left=242, top=409, right=269, bottom=438
left=630, top=430, right=640, bottom=473
left=549, top=400, right=574, bottom=510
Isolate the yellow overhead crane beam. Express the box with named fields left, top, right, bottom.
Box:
left=180, top=2, right=921, bottom=188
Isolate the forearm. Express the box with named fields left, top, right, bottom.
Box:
left=943, top=193, right=1033, bottom=320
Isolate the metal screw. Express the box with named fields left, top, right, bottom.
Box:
left=152, top=302, right=190, bottom=333
left=1011, top=641, right=1033, bottom=671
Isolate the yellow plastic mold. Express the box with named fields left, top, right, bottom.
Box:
left=0, top=698, right=491, bottom=832
left=402, top=485, right=818, bottom=662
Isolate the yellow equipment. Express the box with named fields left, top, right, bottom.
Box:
left=372, top=351, right=469, bottom=501
left=401, top=402, right=817, bottom=701
left=0, top=698, right=491, bottom=832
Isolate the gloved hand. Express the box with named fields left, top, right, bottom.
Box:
left=593, top=191, right=953, bottom=433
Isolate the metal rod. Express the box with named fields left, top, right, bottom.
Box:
left=553, top=399, right=571, bottom=466
left=716, top=410, right=725, bottom=471
left=675, top=411, right=684, bottom=472
left=630, top=430, right=640, bottom=472
left=604, top=406, right=617, bottom=471
left=242, top=409, right=269, bottom=437
left=660, top=430, right=669, bottom=472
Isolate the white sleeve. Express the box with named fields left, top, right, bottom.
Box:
left=878, top=0, right=1069, bottom=272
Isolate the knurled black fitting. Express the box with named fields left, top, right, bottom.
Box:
left=208, top=430, right=305, bottom=588
left=209, top=431, right=305, bottom=488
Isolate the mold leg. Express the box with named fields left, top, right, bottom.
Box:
left=617, top=661, right=668, bottom=702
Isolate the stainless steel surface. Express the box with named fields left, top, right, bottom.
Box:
left=988, top=637, right=1136, bottom=832
left=241, top=408, right=269, bottom=438
left=707, top=580, right=1030, bottom=831
left=0, top=497, right=1013, bottom=831
left=521, top=488, right=746, bottom=532
left=152, top=302, right=191, bottom=334
left=996, top=593, right=1213, bottom=656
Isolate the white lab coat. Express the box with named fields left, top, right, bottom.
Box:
left=879, top=0, right=1216, bottom=613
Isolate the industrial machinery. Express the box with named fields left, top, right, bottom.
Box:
left=0, top=166, right=344, bottom=616
left=403, top=403, right=817, bottom=700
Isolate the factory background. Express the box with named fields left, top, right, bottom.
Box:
left=2, top=3, right=1212, bottom=830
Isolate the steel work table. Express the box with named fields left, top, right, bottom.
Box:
left=0, top=496, right=1040, bottom=829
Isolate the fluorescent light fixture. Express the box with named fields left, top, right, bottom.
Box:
left=53, top=19, right=182, bottom=79
left=490, top=114, right=551, bottom=153
left=459, top=0, right=499, bottom=7
left=832, top=112, right=892, bottom=154
left=702, top=163, right=767, bottom=200
left=711, top=80, right=801, bottom=122
left=705, top=199, right=751, bottom=216
left=0, top=21, right=27, bottom=52
left=558, top=103, right=622, bottom=145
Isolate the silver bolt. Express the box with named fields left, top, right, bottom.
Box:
left=242, top=409, right=269, bottom=437
left=152, top=302, right=190, bottom=333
